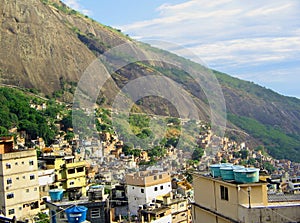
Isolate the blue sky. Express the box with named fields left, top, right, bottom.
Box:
left=62, top=0, right=300, bottom=98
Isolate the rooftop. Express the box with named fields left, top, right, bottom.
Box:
left=268, top=193, right=300, bottom=203
left=194, top=172, right=268, bottom=187
left=141, top=206, right=170, bottom=215
left=46, top=194, right=109, bottom=207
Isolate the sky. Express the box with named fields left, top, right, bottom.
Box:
left=62, top=0, right=300, bottom=99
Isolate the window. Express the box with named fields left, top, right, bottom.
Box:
left=154, top=187, right=158, bottom=191
left=22, top=161, right=24, bottom=165
left=6, top=163, right=11, bottom=169
left=77, top=167, right=84, bottom=172
left=29, top=160, right=34, bottom=165
left=8, top=209, right=14, bottom=215
left=23, top=176, right=26, bottom=179
left=15, top=162, right=18, bottom=166
left=159, top=174, right=162, bottom=179
left=16, top=177, right=19, bottom=180
left=154, top=176, right=157, bottom=180
left=90, top=208, right=101, bottom=218
left=30, top=175, right=35, bottom=180
left=7, top=178, right=12, bottom=184
left=7, top=193, right=14, bottom=199
left=141, top=189, right=144, bottom=193
left=26, top=189, right=29, bottom=193
left=34, top=187, right=37, bottom=191
left=220, top=185, right=229, bottom=201
left=68, top=169, right=75, bottom=174
left=160, top=185, right=164, bottom=190
left=70, top=181, right=74, bottom=185
left=30, top=201, right=39, bottom=210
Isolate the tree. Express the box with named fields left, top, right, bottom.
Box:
left=64, top=131, right=75, bottom=141
left=60, top=113, right=73, bottom=132
left=247, top=158, right=256, bottom=166
left=0, top=126, right=8, bottom=136
left=192, top=147, right=204, bottom=161
left=36, top=212, right=50, bottom=223
left=263, top=162, right=276, bottom=173
left=240, top=149, right=249, bottom=159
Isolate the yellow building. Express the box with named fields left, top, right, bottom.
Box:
left=0, top=137, right=40, bottom=220
left=192, top=172, right=300, bottom=223
left=42, top=155, right=87, bottom=196
left=162, top=193, right=192, bottom=223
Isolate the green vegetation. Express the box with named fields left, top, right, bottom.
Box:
left=0, top=87, right=61, bottom=145
left=128, top=114, right=154, bottom=140
left=35, top=212, right=50, bottom=223
left=228, top=113, right=300, bottom=162
left=191, top=147, right=204, bottom=162
left=263, top=161, right=276, bottom=173
left=41, top=0, right=83, bottom=17
left=52, top=79, right=77, bottom=100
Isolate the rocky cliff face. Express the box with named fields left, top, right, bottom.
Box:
left=0, top=0, right=129, bottom=94
left=0, top=0, right=300, bottom=161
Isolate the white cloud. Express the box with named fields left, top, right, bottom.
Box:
left=62, top=0, right=91, bottom=16
left=119, top=0, right=300, bottom=97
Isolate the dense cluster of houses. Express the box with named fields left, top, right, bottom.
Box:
left=1, top=105, right=300, bottom=222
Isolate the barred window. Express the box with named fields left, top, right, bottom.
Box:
left=220, top=185, right=229, bottom=201
left=90, top=208, right=101, bottom=218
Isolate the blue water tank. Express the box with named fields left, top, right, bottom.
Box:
left=234, top=168, right=259, bottom=183
left=65, top=206, right=88, bottom=223
left=220, top=165, right=244, bottom=180
left=49, top=189, right=64, bottom=202
left=220, top=165, right=245, bottom=180
left=209, top=163, right=233, bottom=178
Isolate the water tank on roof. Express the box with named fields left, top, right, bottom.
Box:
left=220, top=165, right=244, bottom=181
left=209, top=163, right=232, bottom=178
left=234, top=168, right=259, bottom=183
left=65, top=206, right=88, bottom=223
left=49, top=189, right=64, bottom=202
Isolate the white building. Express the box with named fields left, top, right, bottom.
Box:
left=38, top=169, right=55, bottom=197
left=126, top=170, right=172, bottom=215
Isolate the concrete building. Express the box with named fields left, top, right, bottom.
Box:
left=38, top=168, right=55, bottom=198
left=0, top=137, right=40, bottom=220
left=139, top=205, right=172, bottom=223
left=288, top=176, right=300, bottom=194
left=40, top=155, right=87, bottom=196
left=192, top=171, right=300, bottom=223
left=162, top=193, right=191, bottom=223
left=137, top=192, right=191, bottom=223
left=46, top=186, right=109, bottom=223
left=126, top=170, right=172, bottom=215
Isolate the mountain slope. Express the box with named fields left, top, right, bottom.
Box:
left=0, top=0, right=128, bottom=94
left=0, top=0, right=300, bottom=162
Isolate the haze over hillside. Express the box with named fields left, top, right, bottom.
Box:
left=0, top=0, right=300, bottom=162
